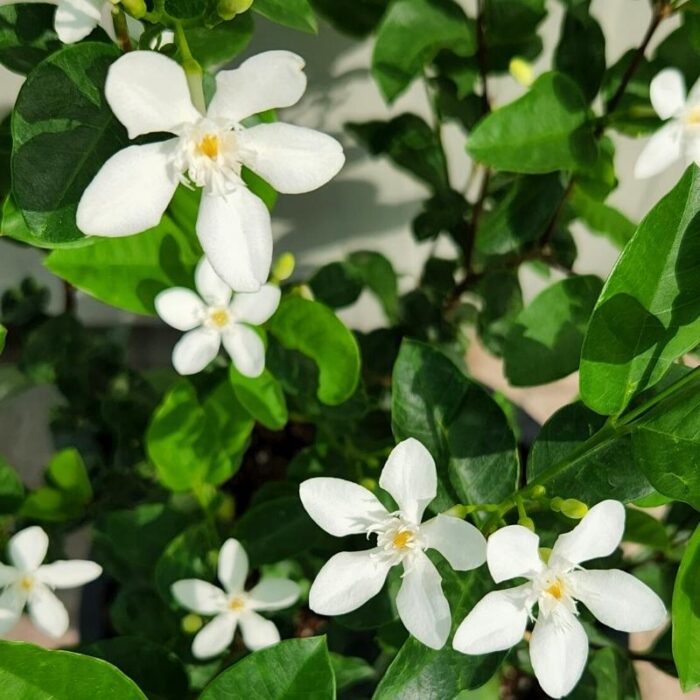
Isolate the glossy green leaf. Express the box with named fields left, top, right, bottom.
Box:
left=185, top=12, right=253, bottom=68
left=0, top=455, right=23, bottom=514
left=253, top=0, right=317, bottom=33
left=330, top=653, right=375, bottom=691
left=392, top=339, right=519, bottom=512
left=347, top=250, right=400, bottom=322
left=200, top=637, right=334, bottom=699
left=580, top=165, right=700, bottom=416
left=570, top=186, right=636, bottom=249
left=229, top=366, right=288, bottom=431
left=569, top=647, right=640, bottom=700
left=476, top=271, right=523, bottom=356
left=310, top=0, right=388, bottom=37
left=0, top=3, right=62, bottom=75
left=623, top=508, right=670, bottom=551
left=0, top=641, right=147, bottom=699
left=11, top=42, right=128, bottom=244
left=467, top=72, right=597, bottom=174
left=309, top=262, right=363, bottom=309
left=504, top=275, right=603, bottom=386
left=267, top=297, right=360, bottom=406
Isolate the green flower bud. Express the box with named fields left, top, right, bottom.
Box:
left=272, top=253, right=295, bottom=283
left=218, top=0, right=254, bottom=20
left=530, top=485, right=546, bottom=498
left=360, top=477, right=378, bottom=492
left=509, top=57, right=534, bottom=86
left=216, top=494, right=236, bottom=523
left=182, top=613, right=203, bottom=634
left=560, top=499, right=588, bottom=520
left=121, top=0, right=147, bottom=18
left=538, top=547, right=553, bottom=564
left=550, top=497, right=564, bottom=512
left=518, top=516, right=535, bottom=531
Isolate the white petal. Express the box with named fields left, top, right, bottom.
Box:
left=396, top=550, right=451, bottom=650
left=650, top=68, right=687, bottom=120
left=530, top=608, right=589, bottom=699
left=248, top=578, right=299, bottom=611
left=487, top=525, right=543, bottom=583
left=171, top=579, right=227, bottom=615
left=0, top=586, right=26, bottom=635
left=239, top=611, right=280, bottom=650
left=634, top=121, right=684, bottom=179
left=551, top=500, right=624, bottom=566
left=379, top=438, right=437, bottom=525
left=222, top=325, right=266, bottom=378
left=105, top=51, right=200, bottom=139
left=36, top=560, right=102, bottom=589
left=196, top=190, right=272, bottom=294
left=77, top=141, right=180, bottom=237
left=192, top=613, right=237, bottom=659
left=309, top=549, right=391, bottom=615
left=207, top=51, right=307, bottom=123
left=171, top=327, right=221, bottom=375
left=55, top=0, right=102, bottom=44
left=28, top=585, right=69, bottom=639
left=299, top=477, right=388, bottom=537
left=570, top=569, right=667, bottom=633
left=421, top=514, right=486, bottom=572
left=0, top=563, right=18, bottom=587
left=9, top=526, right=48, bottom=572
left=195, top=257, right=232, bottom=307
left=453, top=585, right=530, bottom=654
left=240, top=123, right=344, bottom=195
left=229, top=285, right=281, bottom=326
left=217, top=539, right=248, bottom=594
left=155, top=288, right=206, bottom=332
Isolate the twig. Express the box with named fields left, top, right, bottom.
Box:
left=111, top=8, right=132, bottom=53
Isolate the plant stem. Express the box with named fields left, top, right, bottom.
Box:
left=475, top=0, right=490, bottom=114
left=112, top=7, right=132, bottom=52
left=174, top=22, right=206, bottom=114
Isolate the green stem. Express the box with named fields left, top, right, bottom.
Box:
left=174, top=22, right=206, bottom=113
left=111, top=7, right=132, bottom=52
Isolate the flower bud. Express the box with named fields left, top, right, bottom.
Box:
left=218, top=0, right=254, bottom=20
left=538, top=547, right=553, bottom=564
left=550, top=497, right=563, bottom=512
left=529, top=485, right=546, bottom=498
left=182, top=613, right=203, bottom=634
left=360, top=477, right=378, bottom=492
left=560, top=499, right=588, bottom=519
left=272, top=253, right=295, bottom=283
left=121, top=0, right=147, bottom=18
left=509, top=57, right=534, bottom=87
left=216, top=494, right=236, bottom=523
left=518, top=516, right=535, bottom=531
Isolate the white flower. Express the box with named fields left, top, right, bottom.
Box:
left=0, top=526, right=102, bottom=639
left=77, top=50, right=345, bottom=292
left=171, top=538, right=299, bottom=659
left=299, top=438, right=487, bottom=650
left=155, top=256, right=280, bottom=377
left=634, top=68, right=700, bottom=179
left=452, top=501, right=667, bottom=698
left=54, top=0, right=106, bottom=44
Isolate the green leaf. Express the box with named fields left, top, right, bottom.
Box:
left=0, top=3, right=62, bottom=75
left=229, top=365, right=288, bottom=431
left=476, top=271, right=523, bottom=356
left=623, top=508, right=670, bottom=551
left=348, top=250, right=400, bottom=322
left=467, top=72, right=597, bottom=174
left=672, top=525, right=700, bottom=691
left=580, top=165, right=700, bottom=416
left=329, top=653, right=375, bottom=691
left=267, top=297, right=360, bottom=406
left=253, top=0, right=317, bottom=33
left=185, top=13, right=253, bottom=68
left=200, top=637, right=334, bottom=699
left=310, top=0, right=388, bottom=37
left=0, top=641, right=147, bottom=699
left=570, top=186, right=636, bottom=249
left=392, top=339, right=519, bottom=513
left=372, top=0, right=475, bottom=102
left=0, top=455, right=23, bottom=514
left=503, top=275, right=603, bottom=386
left=11, top=42, right=128, bottom=244
left=654, top=13, right=700, bottom=91
left=569, top=647, right=640, bottom=700
left=0, top=324, right=5, bottom=356
left=309, top=262, right=363, bottom=309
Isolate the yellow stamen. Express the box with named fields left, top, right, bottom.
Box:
left=545, top=581, right=563, bottom=600
left=198, top=134, right=220, bottom=159
left=228, top=596, right=245, bottom=611
left=210, top=309, right=229, bottom=328
left=392, top=531, right=413, bottom=550
left=685, top=107, right=700, bottom=126
left=19, top=576, right=34, bottom=592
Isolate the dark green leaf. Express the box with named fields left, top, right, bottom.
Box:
left=347, top=250, right=399, bottom=322
left=329, top=653, right=375, bottom=690
left=310, top=262, right=363, bottom=309
left=229, top=365, right=288, bottom=431
left=569, top=647, right=640, bottom=700
left=569, top=186, right=636, bottom=249
left=253, top=0, right=317, bottom=33
left=623, top=508, right=670, bottom=551
left=0, top=3, right=62, bottom=75
left=476, top=271, right=523, bottom=356
left=0, top=455, right=23, bottom=514
left=185, top=12, right=253, bottom=68
left=311, top=0, right=389, bottom=37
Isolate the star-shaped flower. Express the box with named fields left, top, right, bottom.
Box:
left=77, top=50, right=345, bottom=292
left=171, top=538, right=299, bottom=659
left=452, top=500, right=667, bottom=698
left=299, top=438, right=487, bottom=650
left=54, top=0, right=106, bottom=44
left=0, top=526, right=102, bottom=639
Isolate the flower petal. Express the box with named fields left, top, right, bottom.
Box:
left=570, top=569, right=667, bottom=633
left=240, top=123, right=344, bottom=195
left=378, top=438, right=437, bottom=525
left=0, top=586, right=26, bottom=635
left=192, top=613, right=237, bottom=659
left=487, top=525, right=543, bottom=583
left=309, top=549, right=391, bottom=615
left=195, top=257, right=232, bottom=307
left=222, top=325, right=266, bottom=378
left=36, top=560, right=102, bottom=589
left=155, top=288, right=206, bottom=332
left=299, top=477, right=388, bottom=537
left=229, top=285, right=281, bottom=326
left=217, top=539, right=248, bottom=594
left=105, top=51, right=201, bottom=138
left=551, top=500, right=624, bottom=566
left=54, top=0, right=102, bottom=44
left=634, top=121, right=684, bottom=179
left=28, top=585, right=69, bottom=639
left=207, top=51, right=307, bottom=123
left=239, top=611, right=280, bottom=651
left=77, top=141, right=180, bottom=237
left=396, top=550, right=451, bottom=650
left=0, top=563, right=18, bottom=587
left=421, top=514, right=486, bottom=572
left=530, top=607, right=589, bottom=699
left=650, top=68, right=687, bottom=120
left=9, top=526, right=48, bottom=572
left=248, top=578, right=299, bottom=611
left=171, top=579, right=227, bottom=615
left=171, top=327, right=221, bottom=375
left=196, top=189, right=272, bottom=293
left=453, top=585, right=530, bottom=654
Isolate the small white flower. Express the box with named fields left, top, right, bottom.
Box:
left=452, top=501, right=667, bottom=699
left=54, top=0, right=106, bottom=44
left=155, top=256, right=280, bottom=377
left=0, top=526, right=102, bottom=639
left=299, top=438, right=487, bottom=650
left=171, top=538, right=299, bottom=659
left=77, top=50, right=345, bottom=292
left=634, top=68, right=700, bottom=179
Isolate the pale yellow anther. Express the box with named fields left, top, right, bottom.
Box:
left=545, top=580, right=563, bottom=600
left=19, top=575, right=34, bottom=592
left=228, top=596, right=245, bottom=611
left=685, top=107, right=700, bottom=126
left=198, top=135, right=220, bottom=159
left=392, top=531, right=413, bottom=550
left=209, top=309, right=230, bottom=328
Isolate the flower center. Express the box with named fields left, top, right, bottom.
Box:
left=545, top=580, right=563, bottom=600
left=392, top=531, right=413, bottom=550
left=534, top=567, right=578, bottom=618
left=369, top=515, right=424, bottom=566
left=197, top=134, right=220, bottom=159
left=19, top=575, right=34, bottom=592
left=208, top=308, right=230, bottom=329
left=228, top=595, right=246, bottom=612
left=685, top=106, right=700, bottom=127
